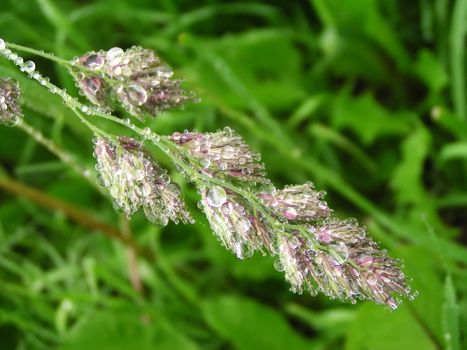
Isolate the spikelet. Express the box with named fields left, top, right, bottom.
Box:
left=71, top=46, right=195, bottom=117
left=171, top=128, right=268, bottom=184
left=94, top=136, right=193, bottom=225
left=0, top=78, right=21, bottom=126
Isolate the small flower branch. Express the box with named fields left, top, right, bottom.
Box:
left=0, top=39, right=415, bottom=309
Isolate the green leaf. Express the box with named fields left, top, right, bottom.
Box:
left=449, top=0, right=467, bottom=120
left=61, top=309, right=198, bottom=350
left=391, top=124, right=430, bottom=204
left=442, top=275, right=460, bottom=350
left=398, top=246, right=443, bottom=340
left=202, top=295, right=312, bottom=350
left=311, top=0, right=409, bottom=69
left=440, top=142, right=467, bottom=162
left=345, top=303, right=437, bottom=350
left=332, top=92, right=411, bottom=144
left=414, top=49, right=448, bottom=93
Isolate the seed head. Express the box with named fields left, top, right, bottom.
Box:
left=171, top=128, right=268, bottom=184
left=0, top=78, right=21, bottom=126
left=94, top=136, right=193, bottom=225
left=71, top=46, right=195, bottom=117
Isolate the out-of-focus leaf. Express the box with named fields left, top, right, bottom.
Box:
left=61, top=309, right=198, bottom=350
left=332, top=92, right=411, bottom=144
left=311, top=0, right=409, bottom=69
left=193, top=29, right=305, bottom=112
left=202, top=295, right=312, bottom=350
left=287, top=94, right=328, bottom=129
left=286, top=303, right=355, bottom=333
left=231, top=254, right=277, bottom=281
left=443, top=275, right=460, bottom=350
left=399, top=247, right=443, bottom=340
left=439, top=142, right=467, bottom=161
left=345, top=303, right=437, bottom=350
left=414, top=49, right=448, bottom=93
left=308, top=123, right=377, bottom=173
left=391, top=124, right=430, bottom=204
left=449, top=0, right=467, bottom=120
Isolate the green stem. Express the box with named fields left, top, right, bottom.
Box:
left=17, top=119, right=102, bottom=192
left=6, top=42, right=72, bottom=67
left=449, top=0, right=467, bottom=120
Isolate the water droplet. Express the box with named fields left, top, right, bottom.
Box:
left=222, top=145, right=235, bottom=158
left=206, top=186, right=227, bottom=208
left=200, top=157, right=211, bottom=168
left=84, top=77, right=101, bottom=94
left=143, top=127, right=151, bottom=136
left=84, top=54, right=104, bottom=70
left=24, top=61, right=35, bottom=73
left=106, top=47, right=124, bottom=65
left=274, top=259, right=285, bottom=272
left=289, top=236, right=301, bottom=249
left=142, top=182, right=152, bottom=197
left=157, top=65, right=173, bottom=78
left=127, top=84, right=148, bottom=105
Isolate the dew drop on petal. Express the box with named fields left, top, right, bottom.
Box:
left=84, top=54, right=104, bottom=70
left=367, top=275, right=378, bottom=286
left=127, top=84, right=148, bottom=106
left=157, top=65, right=173, bottom=78
left=284, top=207, right=298, bottom=220
left=274, top=259, right=285, bottom=272
left=200, top=157, right=211, bottom=168
left=206, top=186, right=227, bottom=208
left=222, top=145, right=235, bottom=158
left=84, top=77, right=101, bottom=94
left=106, top=47, right=124, bottom=65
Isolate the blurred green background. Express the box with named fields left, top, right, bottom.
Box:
left=0, top=0, right=466, bottom=349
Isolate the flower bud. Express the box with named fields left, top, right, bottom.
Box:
left=0, top=78, right=21, bottom=126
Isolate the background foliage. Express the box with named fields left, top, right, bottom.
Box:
left=0, top=0, right=466, bottom=349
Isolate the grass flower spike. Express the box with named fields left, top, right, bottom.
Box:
left=0, top=39, right=416, bottom=310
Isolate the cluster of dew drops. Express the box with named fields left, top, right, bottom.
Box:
left=0, top=38, right=111, bottom=118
